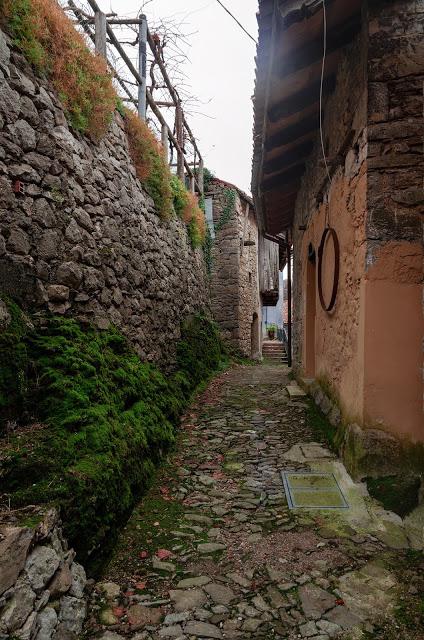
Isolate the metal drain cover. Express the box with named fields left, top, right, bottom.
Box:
left=281, top=471, right=349, bottom=509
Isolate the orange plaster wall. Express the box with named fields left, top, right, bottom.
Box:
left=363, top=242, right=424, bottom=441
left=300, top=166, right=367, bottom=421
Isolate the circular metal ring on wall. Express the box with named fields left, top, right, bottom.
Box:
left=317, top=227, right=340, bottom=312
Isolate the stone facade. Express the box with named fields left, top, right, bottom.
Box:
left=0, top=29, right=208, bottom=368
left=208, top=179, right=261, bottom=358
left=292, top=1, right=423, bottom=444
left=0, top=508, right=86, bottom=640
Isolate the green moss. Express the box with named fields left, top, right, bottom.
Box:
left=305, top=399, right=337, bottom=449
left=1, top=304, right=224, bottom=569
left=366, top=475, right=421, bottom=518
left=0, top=297, right=30, bottom=427
left=17, top=513, right=43, bottom=529
left=176, top=314, right=225, bottom=389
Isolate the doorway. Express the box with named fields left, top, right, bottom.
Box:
left=305, top=250, right=316, bottom=376
left=251, top=312, right=259, bottom=359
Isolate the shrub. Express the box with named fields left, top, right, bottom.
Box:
left=0, top=0, right=116, bottom=138
left=1, top=305, right=224, bottom=568
left=170, top=176, right=206, bottom=247
left=124, top=108, right=173, bottom=219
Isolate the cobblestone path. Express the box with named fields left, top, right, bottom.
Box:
left=86, top=364, right=424, bottom=640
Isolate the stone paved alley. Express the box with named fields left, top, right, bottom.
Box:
left=86, top=364, right=424, bottom=640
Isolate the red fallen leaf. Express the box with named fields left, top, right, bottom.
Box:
left=156, top=548, right=173, bottom=560
left=112, top=607, right=125, bottom=618
left=135, top=581, right=146, bottom=590
left=335, top=598, right=345, bottom=606
left=139, top=550, right=148, bottom=559
left=124, top=590, right=135, bottom=597
left=213, top=471, right=225, bottom=479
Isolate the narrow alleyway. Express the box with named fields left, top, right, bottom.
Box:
left=86, top=364, right=423, bottom=640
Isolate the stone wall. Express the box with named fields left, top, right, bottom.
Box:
left=209, top=180, right=261, bottom=358
left=0, top=29, right=208, bottom=368
left=0, top=508, right=86, bottom=640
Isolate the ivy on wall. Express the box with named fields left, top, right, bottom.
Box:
left=215, top=188, right=237, bottom=232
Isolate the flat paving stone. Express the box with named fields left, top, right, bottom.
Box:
left=184, top=621, right=222, bottom=638
left=169, top=589, right=207, bottom=612
left=197, top=543, right=226, bottom=554
left=176, top=576, right=211, bottom=588
left=298, top=583, right=336, bottom=619
left=203, top=583, right=236, bottom=605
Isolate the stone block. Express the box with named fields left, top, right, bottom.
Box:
left=48, top=564, right=72, bottom=598
left=36, top=607, right=58, bottom=640
left=7, top=119, right=37, bottom=151
left=0, top=526, right=33, bottom=596
left=56, top=262, right=82, bottom=289
left=328, top=405, right=341, bottom=427
left=25, top=546, right=60, bottom=592
left=47, top=284, right=69, bottom=302
left=58, top=595, right=86, bottom=634
left=7, top=227, right=30, bottom=255
left=367, top=207, right=421, bottom=243
left=0, top=576, right=36, bottom=632
left=341, top=423, right=402, bottom=479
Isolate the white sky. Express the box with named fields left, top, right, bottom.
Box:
left=95, top=0, right=258, bottom=193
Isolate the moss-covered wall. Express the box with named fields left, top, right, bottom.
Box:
left=0, top=299, right=225, bottom=570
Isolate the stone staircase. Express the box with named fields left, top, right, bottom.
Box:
left=262, top=340, right=288, bottom=364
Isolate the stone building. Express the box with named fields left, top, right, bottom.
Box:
left=206, top=178, right=264, bottom=358
left=252, top=0, right=423, bottom=465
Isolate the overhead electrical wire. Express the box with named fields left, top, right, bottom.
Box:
left=215, top=0, right=257, bottom=44
left=319, top=0, right=331, bottom=191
